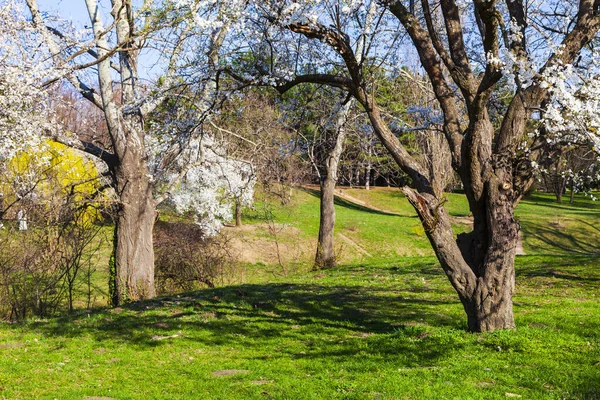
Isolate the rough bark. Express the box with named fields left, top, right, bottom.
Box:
left=316, top=176, right=338, bottom=269
left=114, top=164, right=157, bottom=302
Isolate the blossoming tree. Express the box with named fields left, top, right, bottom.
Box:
left=12, top=0, right=252, bottom=304
left=252, top=0, right=600, bottom=331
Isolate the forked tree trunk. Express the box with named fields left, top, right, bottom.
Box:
left=402, top=163, right=518, bottom=332
left=463, top=187, right=517, bottom=331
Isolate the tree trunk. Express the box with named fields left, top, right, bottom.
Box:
left=365, top=147, right=372, bottom=190
left=570, top=182, right=575, bottom=204
left=113, top=160, right=156, bottom=304
left=403, top=170, right=517, bottom=332
left=315, top=103, right=350, bottom=269
left=235, top=199, right=242, bottom=227
left=315, top=177, right=337, bottom=268
left=465, top=270, right=515, bottom=331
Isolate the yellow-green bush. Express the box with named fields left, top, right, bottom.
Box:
left=1, top=140, right=103, bottom=224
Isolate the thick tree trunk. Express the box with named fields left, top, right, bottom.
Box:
left=465, top=270, right=515, bottom=331
left=113, top=160, right=156, bottom=304
left=403, top=172, right=517, bottom=332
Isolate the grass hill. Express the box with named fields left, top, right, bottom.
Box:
left=1, top=188, right=599, bottom=399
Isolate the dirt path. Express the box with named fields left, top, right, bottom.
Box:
left=301, top=184, right=403, bottom=216
left=334, top=189, right=404, bottom=216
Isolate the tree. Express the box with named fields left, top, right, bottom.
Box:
left=17, top=0, right=247, bottom=304
left=252, top=0, right=600, bottom=331
left=286, top=83, right=355, bottom=268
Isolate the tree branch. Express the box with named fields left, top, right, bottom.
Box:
left=275, top=74, right=353, bottom=94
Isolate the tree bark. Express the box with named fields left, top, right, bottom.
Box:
left=365, top=146, right=372, bottom=190
left=315, top=104, right=350, bottom=269
left=113, top=157, right=157, bottom=303
left=235, top=199, right=242, bottom=227
left=404, top=180, right=517, bottom=332
left=316, top=176, right=338, bottom=269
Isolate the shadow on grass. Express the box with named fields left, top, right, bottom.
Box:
left=300, top=187, right=410, bottom=217
left=522, top=193, right=600, bottom=210
left=24, top=278, right=463, bottom=367
left=520, top=218, right=600, bottom=255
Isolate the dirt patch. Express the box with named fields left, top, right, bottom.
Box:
left=451, top=216, right=473, bottom=225
left=223, top=224, right=312, bottom=265
left=151, top=331, right=182, bottom=341
left=250, top=380, right=274, bottom=385
left=338, top=233, right=372, bottom=258
left=0, top=342, right=24, bottom=349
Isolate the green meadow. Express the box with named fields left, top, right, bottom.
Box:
left=1, top=188, right=599, bottom=399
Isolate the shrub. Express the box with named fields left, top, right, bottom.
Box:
left=153, top=221, right=234, bottom=295
left=0, top=213, right=103, bottom=320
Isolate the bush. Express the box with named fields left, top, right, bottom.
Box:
left=0, top=212, right=103, bottom=320
left=153, top=221, right=234, bottom=295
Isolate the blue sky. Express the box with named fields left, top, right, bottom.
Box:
left=38, top=0, right=96, bottom=26
left=36, top=0, right=161, bottom=81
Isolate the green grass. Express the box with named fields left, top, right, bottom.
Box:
left=243, top=188, right=600, bottom=262
left=1, top=188, right=600, bottom=399
left=1, top=256, right=598, bottom=399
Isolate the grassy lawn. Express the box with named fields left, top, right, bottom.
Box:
left=1, top=188, right=599, bottom=399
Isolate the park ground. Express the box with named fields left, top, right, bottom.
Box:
left=0, top=188, right=599, bottom=399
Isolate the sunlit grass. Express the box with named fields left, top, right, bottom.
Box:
left=1, top=188, right=599, bottom=398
